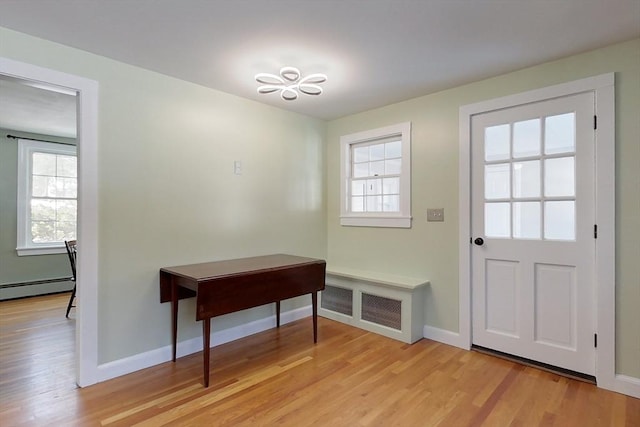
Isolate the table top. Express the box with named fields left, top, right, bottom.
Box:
left=160, top=254, right=325, bottom=282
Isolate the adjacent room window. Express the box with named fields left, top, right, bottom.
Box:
left=16, top=139, right=77, bottom=256
left=340, top=122, right=411, bottom=227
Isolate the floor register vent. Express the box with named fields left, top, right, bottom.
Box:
left=320, top=285, right=353, bottom=316
left=361, top=292, right=402, bottom=330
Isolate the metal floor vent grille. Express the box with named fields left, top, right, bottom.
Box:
left=361, top=293, right=401, bottom=330
left=321, top=285, right=353, bottom=316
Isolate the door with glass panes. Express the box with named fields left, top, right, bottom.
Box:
left=471, top=92, right=595, bottom=375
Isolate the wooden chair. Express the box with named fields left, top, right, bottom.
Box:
left=64, top=240, right=77, bottom=318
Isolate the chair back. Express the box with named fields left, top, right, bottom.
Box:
left=65, top=240, right=77, bottom=280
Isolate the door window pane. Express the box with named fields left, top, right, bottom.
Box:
left=485, top=163, right=510, bottom=199
left=485, top=202, right=511, bottom=238
left=544, top=201, right=575, bottom=240
left=513, top=202, right=541, bottom=239
left=513, top=160, right=540, bottom=198
left=545, top=113, right=575, bottom=154
left=485, top=124, right=510, bottom=161
left=513, top=118, right=540, bottom=158
left=545, top=157, right=575, bottom=197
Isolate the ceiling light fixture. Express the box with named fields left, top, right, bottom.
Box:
left=255, top=67, right=327, bottom=101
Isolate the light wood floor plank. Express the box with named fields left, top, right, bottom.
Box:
left=1, top=294, right=638, bottom=426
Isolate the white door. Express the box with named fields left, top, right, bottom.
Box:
left=471, top=92, right=596, bottom=375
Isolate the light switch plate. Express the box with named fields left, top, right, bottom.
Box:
left=427, top=208, right=444, bottom=222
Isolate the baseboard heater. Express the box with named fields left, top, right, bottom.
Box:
left=319, top=268, right=429, bottom=344
left=472, top=345, right=596, bottom=384
left=0, top=277, right=72, bottom=289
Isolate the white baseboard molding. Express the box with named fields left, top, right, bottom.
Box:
left=97, top=305, right=312, bottom=383
left=96, top=312, right=640, bottom=400
left=605, top=374, right=640, bottom=399
left=422, top=324, right=469, bottom=350
left=421, top=327, right=640, bottom=399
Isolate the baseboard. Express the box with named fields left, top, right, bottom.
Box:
left=422, top=324, right=469, bottom=350
left=97, top=305, right=312, bottom=383
left=0, top=280, right=74, bottom=301
left=607, top=374, right=640, bottom=399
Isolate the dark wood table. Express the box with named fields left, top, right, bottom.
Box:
left=159, top=254, right=326, bottom=387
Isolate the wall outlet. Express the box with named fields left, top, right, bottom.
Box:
left=427, top=208, right=444, bottom=222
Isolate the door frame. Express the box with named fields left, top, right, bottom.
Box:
left=0, top=57, right=100, bottom=387
left=458, top=74, right=615, bottom=389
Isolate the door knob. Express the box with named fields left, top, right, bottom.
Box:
left=474, top=237, right=484, bottom=246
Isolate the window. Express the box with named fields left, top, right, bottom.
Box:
left=340, top=122, right=411, bottom=227
left=483, top=112, right=577, bottom=241
left=16, top=139, right=77, bottom=256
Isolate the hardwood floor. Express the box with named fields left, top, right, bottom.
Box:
left=1, top=294, right=638, bottom=426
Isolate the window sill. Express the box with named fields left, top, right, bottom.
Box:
left=340, top=215, right=412, bottom=228
left=16, top=246, right=66, bottom=256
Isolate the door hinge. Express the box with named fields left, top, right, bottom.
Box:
left=594, top=333, right=598, bottom=348
left=594, top=115, right=597, bottom=130
left=594, top=224, right=598, bottom=239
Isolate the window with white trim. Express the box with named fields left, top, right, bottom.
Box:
left=340, top=122, right=411, bottom=228
left=16, top=139, right=77, bottom=256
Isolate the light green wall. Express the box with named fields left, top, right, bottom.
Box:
left=326, top=38, right=640, bottom=378
left=0, top=129, right=76, bottom=299
left=1, top=27, right=637, bottom=378
left=0, top=27, right=327, bottom=363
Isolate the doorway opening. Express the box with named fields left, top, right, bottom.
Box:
left=0, top=56, right=99, bottom=387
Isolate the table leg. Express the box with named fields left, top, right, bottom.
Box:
left=202, top=317, right=211, bottom=388
left=171, top=281, right=178, bottom=362
left=312, top=291, right=318, bottom=343
left=276, top=301, right=281, bottom=327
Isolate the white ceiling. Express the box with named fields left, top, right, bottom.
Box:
left=0, top=0, right=638, bottom=131
left=0, top=76, right=77, bottom=138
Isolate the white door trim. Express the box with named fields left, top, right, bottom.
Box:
left=0, top=57, right=100, bottom=387
left=458, top=74, right=616, bottom=391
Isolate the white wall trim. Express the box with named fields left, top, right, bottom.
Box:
left=0, top=57, right=100, bottom=387
left=608, top=375, right=640, bottom=399
left=340, top=122, right=412, bottom=228
left=423, top=325, right=467, bottom=350
left=97, top=306, right=312, bottom=383
left=458, top=73, right=620, bottom=393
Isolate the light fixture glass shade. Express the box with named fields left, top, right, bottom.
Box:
left=255, top=67, right=327, bottom=101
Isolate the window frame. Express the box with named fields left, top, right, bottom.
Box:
left=340, top=122, right=412, bottom=228
left=16, top=139, right=77, bottom=256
